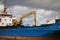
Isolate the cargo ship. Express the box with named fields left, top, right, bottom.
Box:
left=0, top=0, right=60, bottom=37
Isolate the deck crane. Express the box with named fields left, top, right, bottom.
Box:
left=19, top=10, right=36, bottom=26
left=13, top=10, right=36, bottom=27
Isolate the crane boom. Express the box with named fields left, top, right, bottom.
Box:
left=20, top=11, right=36, bottom=26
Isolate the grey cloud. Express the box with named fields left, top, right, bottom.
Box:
left=1, top=0, right=60, bottom=19
left=6, top=0, right=60, bottom=11
left=6, top=0, right=60, bottom=18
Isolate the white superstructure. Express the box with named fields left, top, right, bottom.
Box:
left=0, top=14, right=13, bottom=26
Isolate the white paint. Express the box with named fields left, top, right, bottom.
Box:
left=0, top=16, right=13, bottom=26
left=41, top=19, right=56, bottom=25
left=46, top=20, right=56, bottom=24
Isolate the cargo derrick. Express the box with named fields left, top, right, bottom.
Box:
left=13, top=11, right=36, bottom=27
left=19, top=10, right=36, bottom=27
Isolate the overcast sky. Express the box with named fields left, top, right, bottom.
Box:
left=0, top=0, right=60, bottom=26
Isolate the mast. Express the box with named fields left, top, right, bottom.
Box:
left=3, top=0, right=7, bottom=14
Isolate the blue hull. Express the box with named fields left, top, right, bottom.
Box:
left=0, top=22, right=60, bottom=37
